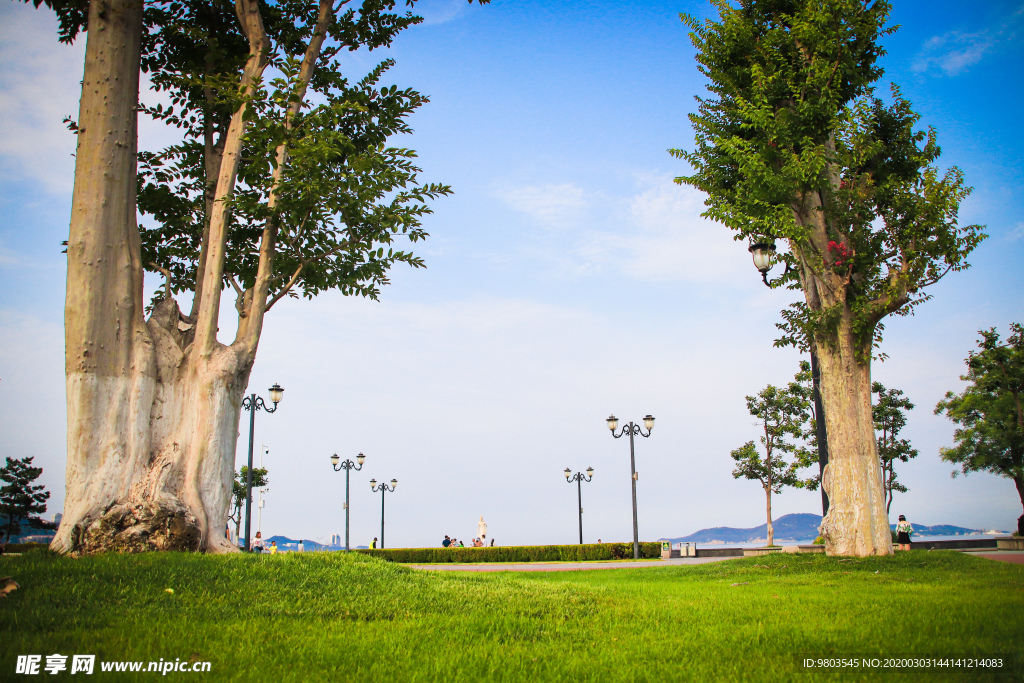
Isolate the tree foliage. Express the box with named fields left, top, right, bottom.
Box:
left=136, top=0, right=455, bottom=316
left=935, top=324, right=1024, bottom=526
left=227, top=466, right=269, bottom=539
left=731, top=381, right=816, bottom=544
left=671, top=0, right=985, bottom=357
left=0, top=457, right=51, bottom=543
left=872, top=381, right=917, bottom=514
left=46, top=0, right=487, bottom=319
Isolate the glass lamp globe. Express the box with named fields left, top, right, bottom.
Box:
left=643, top=415, right=655, bottom=431
left=748, top=242, right=776, bottom=273
left=357, top=453, right=366, bottom=466
left=268, top=383, right=284, bottom=404
left=390, top=479, right=398, bottom=489
left=330, top=453, right=339, bottom=467
left=606, top=415, right=618, bottom=432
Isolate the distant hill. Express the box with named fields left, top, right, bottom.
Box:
left=664, top=513, right=823, bottom=544
left=662, top=513, right=994, bottom=544
left=888, top=523, right=990, bottom=536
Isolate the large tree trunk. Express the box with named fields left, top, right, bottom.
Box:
left=814, top=315, right=891, bottom=556
left=52, top=0, right=251, bottom=555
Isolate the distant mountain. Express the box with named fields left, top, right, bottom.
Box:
left=663, top=514, right=997, bottom=544
left=664, top=513, right=823, bottom=544
left=888, top=523, right=989, bottom=536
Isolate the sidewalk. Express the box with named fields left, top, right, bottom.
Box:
left=962, top=549, right=1024, bottom=565
left=410, top=557, right=733, bottom=572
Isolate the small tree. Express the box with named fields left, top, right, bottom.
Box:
left=227, top=467, right=269, bottom=544
left=731, top=382, right=815, bottom=546
left=0, top=457, right=51, bottom=543
left=935, top=324, right=1024, bottom=535
left=872, top=382, right=917, bottom=514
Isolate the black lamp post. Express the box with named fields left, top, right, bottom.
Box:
left=564, top=467, right=594, bottom=545
left=241, top=383, right=283, bottom=552
left=369, top=478, right=397, bottom=549
left=330, top=452, right=365, bottom=552
left=606, top=414, right=654, bottom=559
left=749, top=240, right=830, bottom=515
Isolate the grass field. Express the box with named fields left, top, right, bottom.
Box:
left=1, top=549, right=1021, bottom=681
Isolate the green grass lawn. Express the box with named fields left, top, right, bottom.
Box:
left=1, top=550, right=1021, bottom=681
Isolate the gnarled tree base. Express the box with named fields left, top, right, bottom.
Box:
left=71, top=502, right=203, bottom=554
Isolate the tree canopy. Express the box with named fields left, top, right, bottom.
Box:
left=872, top=381, right=917, bottom=514
left=731, top=380, right=816, bottom=545
left=936, top=324, right=1024, bottom=530
left=672, top=0, right=985, bottom=356
left=0, top=456, right=51, bottom=543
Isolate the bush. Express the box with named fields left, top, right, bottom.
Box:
left=355, top=542, right=662, bottom=563
left=0, top=542, right=51, bottom=554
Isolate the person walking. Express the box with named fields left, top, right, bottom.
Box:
left=371, top=537, right=378, bottom=549
left=895, top=515, right=913, bottom=551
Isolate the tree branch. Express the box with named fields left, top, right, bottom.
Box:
left=193, top=0, right=271, bottom=356
left=150, top=262, right=173, bottom=300
left=237, top=0, right=335, bottom=354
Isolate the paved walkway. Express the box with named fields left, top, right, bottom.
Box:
left=410, top=557, right=733, bottom=572
left=963, top=550, right=1024, bottom=565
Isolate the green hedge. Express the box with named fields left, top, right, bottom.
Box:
left=354, top=542, right=661, bottom=563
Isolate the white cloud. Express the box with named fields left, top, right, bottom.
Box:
left=615, top=177, right=750, bottom=284
left=0, top=5, right=85, bottom=195
left=416, top=0, right=473, bottom=26
left=913, top=32, right=995, bottom=76
left=495, top=182, right=590, bottom=229
left=1010, top=222, right=1024, bottom=241
left=913, top=7, right=1024, bottom=77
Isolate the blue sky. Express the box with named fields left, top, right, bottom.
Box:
left=1, top=0, right=1022, bottom=547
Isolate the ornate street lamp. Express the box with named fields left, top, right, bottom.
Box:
left=607, top=414, right=654, bottom=559
left=748, top=239, right=829, bottom=515
left=330, top=452, right=366, bottom=552
left=241, top=383, right=283, bottom=552
left=370, top=478, right=397, bottom=549
left=564, top=467, right=594, bottom=545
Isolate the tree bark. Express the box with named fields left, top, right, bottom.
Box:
left=52, top=0, right=339, bottom=555
left=765, top=487, right=774, bottom=547
left=52, top=0, right=256, bottom=555
left=813, top=317, right=891, bottom=556
left=791, top=188, right=891, bottom=557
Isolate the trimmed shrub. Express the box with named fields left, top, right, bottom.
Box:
left=355, top=542, right=662, bottom=563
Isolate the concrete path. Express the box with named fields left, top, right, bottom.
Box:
left=410, top=557, right=734, bottom=572
left=963, top=550, right=1024, bottom=565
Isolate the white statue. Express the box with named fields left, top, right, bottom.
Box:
left=478, top=515, right=487, bottom=540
